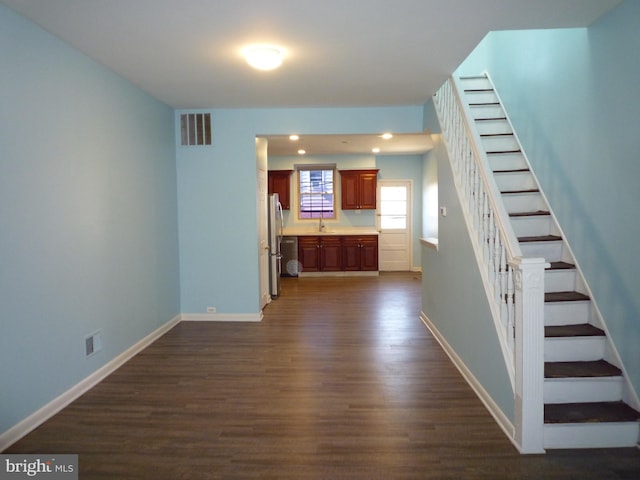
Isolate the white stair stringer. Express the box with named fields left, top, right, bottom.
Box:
left=456, top=74, right=640, bottom=450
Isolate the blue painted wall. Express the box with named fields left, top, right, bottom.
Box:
left=0, top=5, right=180, bottom=433
left=420, top=132, right=515, bottom=421
left=455, top=0, right=640, bottom=396
left=176, top=107, right=424, bottom=314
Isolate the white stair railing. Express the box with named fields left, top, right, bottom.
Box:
left=433, top=75, right=546, bottom=454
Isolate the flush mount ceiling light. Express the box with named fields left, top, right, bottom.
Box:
left=289, top=134, right=299, bottom=141
left=243, top=45, right=285, bottom=71
left=297, top=149, right=306, bottom=155
left=380, top=133, right=393, bottom=139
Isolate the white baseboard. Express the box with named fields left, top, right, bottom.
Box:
left=180, top=312, right=263, bottom=322
left=0, top=315, right=181, bottom=452
left=420, top=311, right=520, bottom=452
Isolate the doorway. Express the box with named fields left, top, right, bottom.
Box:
left=377, top=180, right=412, bottom=271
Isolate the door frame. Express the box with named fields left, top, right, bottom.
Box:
left=256, top=137, right=270, bottom=309
left=377, top=179, right=412, bottom=271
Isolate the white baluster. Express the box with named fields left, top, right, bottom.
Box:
left=482, top=194, right=490, bottom=267
left=499, top=241, right=507, bottom=317
left=493, top=228, right=502, bottom=300
left=507, top=266, right=515, bottom=350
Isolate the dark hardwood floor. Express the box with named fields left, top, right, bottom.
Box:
left=5, top=273, right=640, bottom=479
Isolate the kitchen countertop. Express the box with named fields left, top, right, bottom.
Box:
left=283, top=227, right=379, bottom=236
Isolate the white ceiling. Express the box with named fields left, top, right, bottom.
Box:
left=2, top=0, right=622, bottom=110
left=265, top=132, right=433, bottom=156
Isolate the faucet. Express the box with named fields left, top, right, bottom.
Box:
left=318, top=216, right=325, bottom=232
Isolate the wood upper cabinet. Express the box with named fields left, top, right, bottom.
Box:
left=339, top=169, right=379, bottom=210
left=268, top=170, right=293, bottom=210
left=342, top=235, right=378, bottom=271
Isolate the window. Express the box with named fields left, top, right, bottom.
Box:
left=298, top=167, right=335, bottom=219
left=379, top=185, right=408, bottom=229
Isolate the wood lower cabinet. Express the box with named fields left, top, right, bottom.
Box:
left=298, top=236, right=343, bottom=272
left=342, top=235, right=378, bottom=271
left=319, top=235, right=343, bottom=271
left=298, top=235, right=378, bottom=273
left=298, top=236, right=321, bottom=272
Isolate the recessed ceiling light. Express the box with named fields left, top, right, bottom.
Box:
left=289, top=134, right=299, bottom=141
left=372, top=147, right=381, bottom=153
left=243, top=45, right=285, bottom=71
left=297, top=149, right=306, bottom=155
left=380, top=133, right=393, bottom=139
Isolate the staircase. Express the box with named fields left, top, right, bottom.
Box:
left=457, top=74, right=640, bottom=449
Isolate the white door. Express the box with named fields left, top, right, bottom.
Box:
left=377, top=180, right=412, bottom=271
left=256, top=138, right=270, bottom=309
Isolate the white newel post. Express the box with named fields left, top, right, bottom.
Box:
left=513, top=257, right=547, bottom=454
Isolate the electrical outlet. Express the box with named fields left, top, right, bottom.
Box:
left=85, top=330, right=103, bottom=358
left=207, top=307, right=216, bottom=313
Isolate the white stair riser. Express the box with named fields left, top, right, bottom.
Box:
left=520, top=241, right=563, bottom=261
left=545, top=301, right=591, bottom=326
left=495, top=171, right=537, bottom=192
left=459, top=77, right=492, bottom=90
left=545, top=337, right=606, bottom=362
left=481, top=135, right=519, bottom=152
left=511, top=216, right=552, bottom=237
left=545, top=269, right=577, bottom=292
left=475, top=119, right=512, bottom=136
left=469, top=104, right=505, bottom=120
left=502, top=192, right=547, bottom=213
left=544, top=422, right=640, bottom=449
left=488, top=152, right=528, bottom=171
left=544, top=377, right=624, bottom=404
left=465, top=91, right=499, bottom=104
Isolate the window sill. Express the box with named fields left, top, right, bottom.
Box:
left=420, top=237, right=439, bottom=251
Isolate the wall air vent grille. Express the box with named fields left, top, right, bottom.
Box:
left=180, top=113, right=212, bottom=146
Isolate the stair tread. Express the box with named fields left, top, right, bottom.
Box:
left=469, top=102, right=500, bottom=106
left=501, top=188, right=538, bottom=194
left=494, top=168, right=530, bottom=173
left=464, top=88, right=494, bottom=92
left=545, top=360, right=622, bottom=378
left=475, top=117, right=507, bottom=121
left=509, top=210, right=550, bottom=217
left=547, top=261, right=575, bottom=270
left=488, top=150, right=522, bottom=155
left=518, top=235, right=562, bottom=243
left=480, top=133, right=514, bottom=137
left=544, top=401, right=640, bottom=424
left=545, top=323, right=604, bottom=338
left=545, top=291, right=590, bottom=302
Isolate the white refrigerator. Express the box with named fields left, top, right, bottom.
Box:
left=268, top=193, right=284, bottom=298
